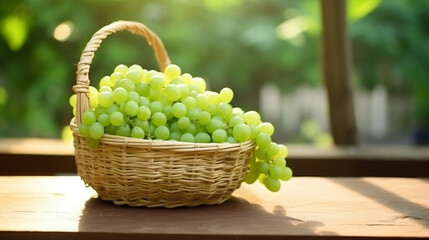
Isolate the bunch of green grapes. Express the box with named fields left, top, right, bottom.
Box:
left=69, top=64, right=292, bottom=192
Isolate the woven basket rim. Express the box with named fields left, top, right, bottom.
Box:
left=70, top=117, right=255, bottom=151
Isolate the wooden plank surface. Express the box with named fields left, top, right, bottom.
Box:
left=0, top=176, right=428, bottom=239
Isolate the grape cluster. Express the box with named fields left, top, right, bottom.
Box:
left=70, top=64, right=292, bottom=192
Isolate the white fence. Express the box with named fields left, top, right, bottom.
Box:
left=259, top=83, right=414, bottom=144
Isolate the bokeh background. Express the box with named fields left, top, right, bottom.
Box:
left=1, top=0, right=428, bottom=146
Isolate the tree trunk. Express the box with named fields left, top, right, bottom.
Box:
left=320, top=0, right=358, bottom=145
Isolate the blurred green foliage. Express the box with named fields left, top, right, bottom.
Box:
left=350, top=0, right=429, bottom=126
left=0, top=0, right=428, bottom=139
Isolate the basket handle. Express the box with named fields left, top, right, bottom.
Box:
left=73, top=20, right=171, bottom=125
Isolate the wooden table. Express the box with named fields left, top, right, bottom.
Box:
left=1, top=176, right=428, bottom=239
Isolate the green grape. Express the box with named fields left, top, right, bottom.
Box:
left=198, top=111, right=211, bottom=125
left=185, top=122, right=197, bottom=135
left=110, top=72, right=124, bottom=85
left=99, top=86, right=113, bottom=93
left=159, top=97, right=172, bottom=107
left=117, top=103, right=125, bottom=113
left=258, top=122, right=275, bottom=136
left=249, top=124, right=259, bottom=140
left=181, top=73, right=192, bottom=85
left=97, top=113, right=110, bottom=127
left=110, top=111, right=124, bottom=126
left=196, top=126, right=207, bottom=134
left=178, top=117, right=190, bottom=129
left=95, top=107, right=107, bottom=117
left=180, top=133, right=195, bottom=143
left=137, top=106, right=151, bottom=120
left=219, top=87, right=233, bottom=103
left=232, top=107, right=244, bottom=118
left=266, top=143, right=280, bottom=157
left=217, top=103, right=233, bottom=121
left=273, top=157, right=286, bottom=166
left=146, top=70, right=159, bottom=81
left=275, top=144, right=289, bottom=158
left=182, top=96, right=196, bottom=109
left=195, top=132, right=211, bottom=143
left=106, top=105, right=118, bottom=114
left=280, top=167, right=293, bottom=181
left=106, top=125, right=116, bottom=135
left=114, top=64, right=128, bottom=74
left=149, top=75, right=165, bottom=90
left=134, top=119, right=150, bottom=132
left=190, top=90, right=199, bottom=98
left=82, top=110, right=96, bottom=125
left=124, top=101, right=139, bottom=116
left=226, top=136, right=237, bottom=143
left=165, top=84, right=181, bottom=101
left=178, top=84, right=190, bottom=99
left=130, top=126, right=145, bottom=139
left=256, top=132, right=271, bottom=148
left=206, top=104, right=218, bottom=116
left=140, top=69, right=149, bottom=83
left=244, top=111, right=261, bottom=125
left=89, top=122, right=104, bottom=139
left=149, top=88, right=163, bottom=100
left=269, top=165, right=283, bottom=179
left=171, top=102, right=187, bottom=118
left=69, top=94, right=77, bottom=107
left=228, top=115, right=244, bottom=128
left=86, top=137, right=100, bottom=148
left=98, top=91, right=114, bottom=108
left=136, top=82, right=150, bottom=97
left=244, top=169, right=259, bottom=184
left=99, top=76, right=112, bottom=88
left=150, top=101, right=163, bottom=113
left=90, top=93, right=99, bottom=109
left=152, top=112, right=167, bottom=126
left=212, top=129, right=228, bottom=143
left=127, top=91, right=140, bottom=102
left=128, top=64, right=143, bottom=71
left=169, top=121, right=180, bottom=132
left=207, top=92, right=220, bottom=105
left=148, top=123, right=156, bottom=137
left=163, top=105, right=173, bottom=120
left=196, top=94, right=209, bottom=109
left=78, top=124, right=90, bottom=137
left=263, top=175, right=281, bottom=192
left=169, top=131, right=182, bottom=141
left=232, top=123, right=251, bottom=142
left=154, top=125, right=170, bottom=140
left=113, top=87, right=128, bottom=103
left=255, top=161, right=270, bottom=174
left=212, top=116, right=224, bottom=122
left=187, top=108, right=200, bottom=121
left=164, top=64, right=181, bottom=81
left=115, top=124, right=131, bottom=137
left=117, top=79, right=135, bottom=92
left=206, top=119, right=225, bottom=134
left=125, top=69, right=143, bottom=84
left=139, top=96, right=150, bottom=107
left=255, top=146, right=270, bottom=160
left=170, top=77, right=183, bottom=85
left=191, top=77, right=206, bottom=92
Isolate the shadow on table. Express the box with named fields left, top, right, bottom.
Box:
left=78, top=195, right=337, bottom=237
left=329, top=178, right=429, bottom=228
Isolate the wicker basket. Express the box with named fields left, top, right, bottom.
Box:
left=70, top=20, right=255, bottom=208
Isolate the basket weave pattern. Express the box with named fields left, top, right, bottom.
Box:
left=70, top=21, right=255, bottom=207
